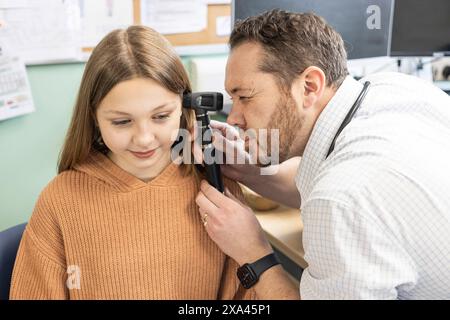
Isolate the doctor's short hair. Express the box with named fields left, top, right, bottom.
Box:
left=58, top=26, right=195, bottom=174
left=229, top=9, right=349, bottom=90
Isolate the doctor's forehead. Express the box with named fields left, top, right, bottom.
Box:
left=225, top=43, right=264, bottom=90
left=224, top=73, right=256, bottom=95
left=226, top=43, right=264, bottom=73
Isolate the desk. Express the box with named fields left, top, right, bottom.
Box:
left=254, top=205, right=307, bottom=283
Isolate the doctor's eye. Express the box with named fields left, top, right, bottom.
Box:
left=230, top=96, right=250, bottom=102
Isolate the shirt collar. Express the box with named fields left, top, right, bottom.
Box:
left=295, top=76, right=364, bottom=202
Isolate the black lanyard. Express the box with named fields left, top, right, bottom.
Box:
left=326, top=81, right=371, bottom=159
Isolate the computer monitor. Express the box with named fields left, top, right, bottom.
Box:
left=390, top=0, right=450, bottom=57
left=232, top=0, right=394, bottom=60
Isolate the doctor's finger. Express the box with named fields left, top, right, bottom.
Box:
left=210, top=120, right=240, bottom=140
left=199, top=180, right=237, bottom=210
left=212, top=132, right=247, bottom=162
left=195, top=190, right=219, bottom=215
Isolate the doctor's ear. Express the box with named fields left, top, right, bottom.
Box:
left=297, top=66, right=327, bottom=108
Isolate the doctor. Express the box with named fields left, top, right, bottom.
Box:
left=195, top=9, right=450, bottom=299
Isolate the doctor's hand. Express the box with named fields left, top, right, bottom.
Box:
left=208, top=120, right=261, bottom=185
left=195, top=180, right=273, bottom=266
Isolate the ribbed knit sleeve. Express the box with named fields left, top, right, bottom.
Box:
left=10, top=185, right=68, bottom=300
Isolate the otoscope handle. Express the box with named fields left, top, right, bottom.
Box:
left=204, top=160, right=224, bottom=193
left=182, top=91, right=224, bottom=193
left=196, top=111, right=212, bottom=146
left=198, top=114, right=224, bottom=193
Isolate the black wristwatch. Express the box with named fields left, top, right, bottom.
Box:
left=237, top=253, right=281, bottom=289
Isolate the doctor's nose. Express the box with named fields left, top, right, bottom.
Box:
left=226, top=102, right=246, bottom=129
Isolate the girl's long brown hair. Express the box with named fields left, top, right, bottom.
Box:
left=58, top=26, right=196, bottom=175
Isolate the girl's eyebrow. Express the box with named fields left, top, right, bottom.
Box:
left=105, top=101, right=178, bottom=116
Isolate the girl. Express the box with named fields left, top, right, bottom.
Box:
left=10, top=26, right=256, bottom=300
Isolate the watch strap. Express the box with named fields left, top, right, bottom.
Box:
left=250, top=253, right=281, bottom=278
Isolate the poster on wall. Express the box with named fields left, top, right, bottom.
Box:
left=79, top=0, right=134, bottom=48
left=0, top=39, right=35, bottom=121
left=0, top=0, right=81, bottom=65
left=140, top=0, right=207, bottom=35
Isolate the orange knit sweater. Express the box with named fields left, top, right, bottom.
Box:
left=10, top=151, right=257, bottom=300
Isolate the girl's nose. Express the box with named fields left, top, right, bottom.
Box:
left=134, top=125, right=156, bottom=148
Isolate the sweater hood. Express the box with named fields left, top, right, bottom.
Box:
left=73, top=150, right=192, bottom=192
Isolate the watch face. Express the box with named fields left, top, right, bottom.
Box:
left=237, top=264, right=258, bottom=289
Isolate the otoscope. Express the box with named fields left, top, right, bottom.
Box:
left=182, top=92, right=225, bottom=193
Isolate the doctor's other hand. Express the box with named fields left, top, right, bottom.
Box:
left=196, top=180, right=273, bottom=266
left=208, top=120, right=261, bottom=185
